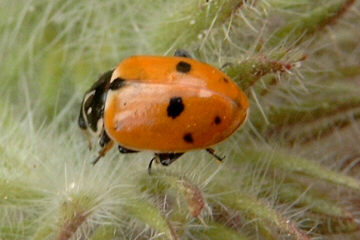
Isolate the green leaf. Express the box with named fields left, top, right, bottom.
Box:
left=236, top=150, right=360, bottom=191
left=124, top=200, right=178, bottom=240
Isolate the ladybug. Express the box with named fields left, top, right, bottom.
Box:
left=78, top=50, right=249, bottom=173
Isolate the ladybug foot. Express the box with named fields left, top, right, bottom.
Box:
left=206, top=148, right=225, bottom=163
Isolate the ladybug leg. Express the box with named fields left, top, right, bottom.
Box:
left=220, top=62, right=232, bottom=71
left=158, top=153, right=184, bottom=166
left=92, top=131, right=114, bottom=165
left=81, top=129, right=93, bottom=150
left=92, top=141, right=114, bottom=165
left=148, top=153, right=184, bottom=174
left=206, top=148, right=225, bottom=163
left=174, top=49, right=192, bottom=58
left=148, top=156, right=158, bottom=175
left=99, top=130, right=111, bottom=148
left=118, top=145, right=138, bottom=154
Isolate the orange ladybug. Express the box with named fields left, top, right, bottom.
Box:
left=79, top=50, right=249, bottom=172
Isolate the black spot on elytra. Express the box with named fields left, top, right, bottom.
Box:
left=223, top=77, right=229, bottom=83
left=176, top=61, right=191, bottom=73
left=183, top=133, right=194, bottom=143
left=214, top=116, right=222, bottom=125
left=109, top=77, right=126, bottom=90
left=167, top=97, right=184, bottom=119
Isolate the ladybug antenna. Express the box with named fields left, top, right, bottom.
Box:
left=82, top=129, right=93, bottom=150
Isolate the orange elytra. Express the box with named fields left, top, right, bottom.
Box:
left=79, top=49, right=249, bottom=172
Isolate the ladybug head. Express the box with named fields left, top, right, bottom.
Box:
left=78, top=70, right=113, bottom=136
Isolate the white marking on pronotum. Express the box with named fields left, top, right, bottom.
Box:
left=82, top=90, right=95, bottom=124
left=82, top=90, right=96, bottom=134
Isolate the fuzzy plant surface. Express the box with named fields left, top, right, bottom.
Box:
left=1, top=0, right=360, bottom=239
